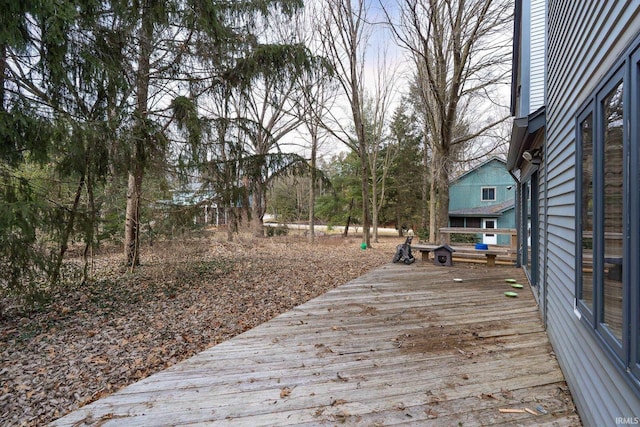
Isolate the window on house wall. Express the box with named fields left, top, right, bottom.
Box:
left=481, top=187, right=496, bottom=201
left=576, top=43, right=640, bottom=390
left=631, top=47, right=640, bottom=380
left=522, top=181, right=529, bottom=269
left=602, top=80, right=624, bottom=342
left=578, top=111, right=594, bottom=314
left=450, top=217, right=465, bottom=227
left=523, top=175, right=539, bottom=287
left=467, top=218, right=481, bottom=228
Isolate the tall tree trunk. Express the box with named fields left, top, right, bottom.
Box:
left=125, top=0, right=152, bottom=267
left=308, top=135, right=317, bottom=243
left=429, top=154, right=438, bottom=243
left=421, top=136, right=430, bottom=232
left=124, top=164, right=143, bottom=267
left=239, top=175, right=250, bottom=228
left=371, top=147, right=393, bottom=243
left=225, top=206, right=235, bottom=241
left=83, top=167, right=96, bottom=284
left=371, top=168, right=379, bottom=243
left=322, top=0, right=371, bottom=246
left=348, top=9, right=370, bottom=248
left=251, top=179, right=265, bottom=237
left=343, top=197, right=354, bottom=237
left=51, top=174, right=85, bottom=285
left=355, top=111, right=371, bottom=247
left=435, top=149, right=451, bottom=244
left=428, top=147, right=452, bottom=244
left=360, top=148, right=371, bottom=246
left=214, top=101, right=236, bottom=243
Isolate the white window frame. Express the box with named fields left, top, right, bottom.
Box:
left=481, top=187, right=496, bottom=201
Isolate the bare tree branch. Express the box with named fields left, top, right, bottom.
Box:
left=383, top=0, right=512, bottom=242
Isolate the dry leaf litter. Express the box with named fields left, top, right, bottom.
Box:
left=0, top=232, right=399, bottom=426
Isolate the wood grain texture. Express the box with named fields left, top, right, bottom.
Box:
left=51, top=263, right=581, bottom=426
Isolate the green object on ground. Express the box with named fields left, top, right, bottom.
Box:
left=504, top=291, right=518, bottom=297
left=505, top=279, right=517, bottom=283
left=511, top=284, right=523, bottom=289
left=360, top=242, right=367, bottom=250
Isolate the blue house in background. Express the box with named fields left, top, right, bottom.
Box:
left=157, top=182, right=227, bottom=226
left=448, top=157, right=516, bottom=245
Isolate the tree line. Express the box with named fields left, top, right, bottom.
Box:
left=0, top=0, right=512, bottom=309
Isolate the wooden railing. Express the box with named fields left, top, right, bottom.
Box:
left=438, top=227, right=518, bottom=250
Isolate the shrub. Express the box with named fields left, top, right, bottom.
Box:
left=266, top=224, right=289, bottom=237
left=451, top=233, right=480, bottom=244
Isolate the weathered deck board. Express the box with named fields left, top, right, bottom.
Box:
left=50, top=263, right=581, bottom=426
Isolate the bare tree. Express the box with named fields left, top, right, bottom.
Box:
left=201, top=83, right=246, bottom=243
left=233, top=73, right=304, bottom=237
left=298, top=73, right=336, bottom=243
left=365, top=48, right=400, bottom=242
left=320, top=0, right=373, bottom=247
left=386, top=0, right=512, bottom=242
left=229, top=10, right=321, bottom=238
left=293, top=4, right=339, bottom=243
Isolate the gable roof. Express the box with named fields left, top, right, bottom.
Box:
left=450, top=157, right=508, bottom=185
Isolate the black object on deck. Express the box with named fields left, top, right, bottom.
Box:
left=392, top=236, right=415, bottom=265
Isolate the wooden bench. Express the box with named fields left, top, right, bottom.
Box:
left=411, top=243, right=508, bottom=267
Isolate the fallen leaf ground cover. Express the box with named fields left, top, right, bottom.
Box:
left=0, top=231, right=400, bottom=426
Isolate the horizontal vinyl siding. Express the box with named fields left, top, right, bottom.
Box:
left=497, top=210, right=515, bottom=246
left=448, top=160, right=514, bottom=211
left=546, top=1, right=640, bottom=426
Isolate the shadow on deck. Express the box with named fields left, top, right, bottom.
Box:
left=51, top=263, right=581, bottom=426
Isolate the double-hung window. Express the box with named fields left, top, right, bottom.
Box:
left=481, top=187, right=496, bottom=201
left=576, top=41, right=640, bottom=390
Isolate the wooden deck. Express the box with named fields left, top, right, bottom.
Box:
left=51, top=263, right=581, bottom=426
